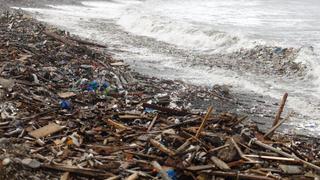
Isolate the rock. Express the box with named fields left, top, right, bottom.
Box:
left=0, top=138, right=9, bottom=145
left=21, top=158, right=41, bottom=169
left=2, top=158, right=11, bottom=166
left=217, top=139, right=239, bottom=162
left=0, top=78, right=15, bottom=89
left=279, top=165, right=303, bottom=174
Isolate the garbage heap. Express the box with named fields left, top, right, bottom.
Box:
left=0, top=12, right=320, bottom=180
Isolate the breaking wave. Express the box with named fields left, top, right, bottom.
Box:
left=116, top=4, right=261, bottom=53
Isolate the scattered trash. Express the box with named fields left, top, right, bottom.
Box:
left=0, top=11, right=319, bottom=180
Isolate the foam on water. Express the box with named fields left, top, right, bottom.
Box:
left=16, top=0, right=320, bottom=136
left=116, top=2, right=259, bottom=53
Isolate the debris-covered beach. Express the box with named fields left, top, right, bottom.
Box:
left=1, top=0, right=320, bottom=179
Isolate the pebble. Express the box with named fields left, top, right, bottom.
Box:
left=2, top=158, right=11, bottom=166
left=21, top=158, right=41, bottom=168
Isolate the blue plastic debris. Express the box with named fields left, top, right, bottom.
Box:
left=60, top=100, right=71, bottom=110
left=100, top=82, right=110, bottom=93
left=274, top=47, right=283, bottom=54
left=157, top=169, right=177, bottom=180
left=144, top=108, right=157, bottom=113
left=166, top=169, right=177, bottom=180
left=102, top=82, right=110, bottom=89
left=88, top=80, right=99, bottom=91
left=76, top=79, right=112, bottom=96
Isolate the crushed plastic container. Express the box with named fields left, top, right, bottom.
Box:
left=60, top=100, right=71, bottom=110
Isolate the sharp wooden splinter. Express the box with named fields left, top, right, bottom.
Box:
left=195, top=106, right=214, bottom=138
left=272, top=92, right=288, bottom=127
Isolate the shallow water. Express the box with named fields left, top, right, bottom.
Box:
left=17, top=0, right=320, bottom=136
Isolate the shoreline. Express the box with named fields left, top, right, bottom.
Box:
left=4, top=0, right=317, bottom=137
left=1, top=4, right=320, bottom=180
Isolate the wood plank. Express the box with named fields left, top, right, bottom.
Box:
left=29, top=123, right=64, bottom=138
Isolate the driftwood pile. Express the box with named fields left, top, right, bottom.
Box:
left=0, top=12, right=320, bottom=180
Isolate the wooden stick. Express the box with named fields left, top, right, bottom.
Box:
left=244, top=154, right=297, bottom=162
left=231, top=116, right=248, bottom=128
left=43, top=31, right=75, bottom=46
left=125, top=172, right=139, bottom=180
left=195, top=106, right=214, bottom=138
left=119, top=115, right=143, bottom=120
left=0, top=121, right=9, bottom=126
left=143, top=103, right=190, bottom=116
left=105, top=176, right=120, bottom=180
left=42, top=164, right=112, bottom=177
left=105, top=119, right=131, bottom=130
left=124, top=169, right=155, bottom=179
left=208, top=144, right=230, bottom=153
left=69, top=37, right=107, bottom=48
left=253, top=139, right=320, bottom=172
left=210, top=171, right=274, bottom=180
left=175, top=138, right=191, bottom=154
left=150, top=139, right=176, bottom=156
left=60, top=172, right=70, bottom=180
left=125, top=151, right=163, bottom=160
left=164, top=117, right=201, bottom=129
left=231, top=138, right=257, bottom=163
left=187, top=165, right=215, bottom=171
left=272, top=93, right=288, bottom=127
left=264, top=112, right=291, bottom=138
left=248, top=169, right=279, bottom=180
left=147, top=114, right=158, bottom=132
left=210, top=156, right=230, bottom=170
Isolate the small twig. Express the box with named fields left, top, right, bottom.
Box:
left=69, top=36, right=107, bottom=48
left=150, top=139, right=176, bottom=156
left=211, top=171, right=274, bottom=180
left=143, top=103, right=190, bottom=116
left=210, top=156, right=231, bottom=170
left=231, top=138, right=257, bottom=163
left=273, top=93, right=288, bottom=127
left=247, top=169, right=279, bottom=180
left=147, top=114, right=158, bottom=132
left=43, top=31, right=75, bottom=46
left=124, top=169, right=154, bottom=179
left=0, top=121, right=10, bottom=126
left=125, top=151, right=163, bottom=161
left=208, top=144, right=230, bottom=154
left=125, top=172, right=139, bottom=180
left=253, top=139, right=320, bottom=172
left=175, top=138, right=192, bottom=154
left=105, top=119, right=131, bottom=130
left=195, top=106, right=214, bottom=138
left=42, top=164, right=112, bottom=177
left=105, top=176, right=120, bottom=180
left=231, top=116, right=248, bottom=128
left=244, top=154, right=298, bottom=162
left=164, top=117, right=201, bottom=129
left=264, top=112, right=292, bottom=138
